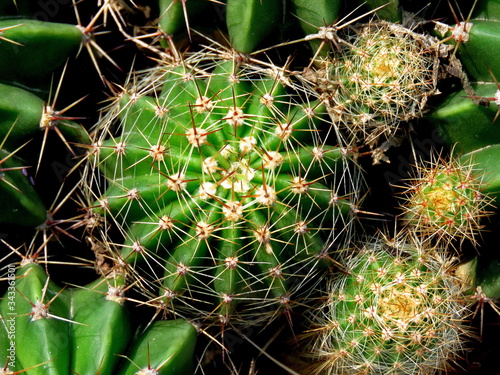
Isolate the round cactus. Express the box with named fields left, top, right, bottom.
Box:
left=82, top=46, right=362, bottom=326
left=400, top=153, right=493, bottom=247
left=300, top=20, right=439, bottom=158
left=300, top=233, right=473, bottom=375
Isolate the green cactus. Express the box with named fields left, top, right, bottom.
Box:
left=0, top=6, right=95, bottom=230
left=0, top=260, right=197, bottom=375
left=156, top=0, right=342, bottom=54
left=0, top=261, right=72, bottom=374
left=82, top=45, right=362, bottom=326
left=3, top=0, right=500, bottom=374
left=399, top=153, right=494, bottom=247
left=299, top=20, right=439, bottom=157
left=0, top=147, right=47, bottom=227
left=0, top=18, right=83, bottom=89
left=434, top=14, right=500, bottom=83
left=428, top=82, right=500, bottom=155
left=300, top=233, right=473, bottom=375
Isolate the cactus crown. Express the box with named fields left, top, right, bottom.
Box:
left=302, top=233, right=472, bottom=375
left=300, top=20, right=438, bottom=160
left=400, top=154, right=493, bottom=246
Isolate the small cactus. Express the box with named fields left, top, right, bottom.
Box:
left=400, top=153, right=493, bottom=247
left=300, top=233, right=473, bottom=375
left=301, top=20, right=438, bottom=153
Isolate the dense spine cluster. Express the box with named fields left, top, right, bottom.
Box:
left=400, top=155, right=493, bottom=246
left=301, top=20, right=438, bottom=156
left=302, top=234, right=473, bottom=375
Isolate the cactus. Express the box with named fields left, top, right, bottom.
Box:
left=299, top=20, right=440, bottom=157
left=157, top=0, right=342, bottom=54
left=81, top=45, right=362, bottom=326
left=0, top=19, right=83, bottom=89
left=399, top=153, right=494, bottom=247
left=300, top=233, right=473, bottom=375
left=0, top=4, right=97, bottom=230
left=433, top=6, right=500, bottom=83
left=3, top=0, right=500, bottom=374
left=0, top=147, right=47, bottom=227
left=0, top=260, right=72, bottom=374
left=0, top=259, right=197, bottom=375
left=428, top=81, right=500, bottom=155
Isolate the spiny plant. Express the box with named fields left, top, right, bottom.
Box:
left=0, top=1, right=112, bottom=232
left=0, top=255, right=197, bottom=375
left=156, top=0, right=342, bottom=53
left=299, top=232, right=474, bottom=375
left=297, top=19, right=440, bottom=159
left=433, top=0, right=498, bottom=84
left=81, top=43, right=364, bottom=328
left=399, top=152, right=494, bottom=247
left=426, top=0, right=500, bottom=214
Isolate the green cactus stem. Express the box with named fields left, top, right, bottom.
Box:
left=83, top=46, right=362, bottom=326
left=428, top=82, right=500, bottom=155
left=460, top=144, right=500, bottom=205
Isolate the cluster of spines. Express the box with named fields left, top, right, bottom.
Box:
left=3, top=1, right=494, bottom=374
left=400, top=153, right=493, bottom=247
left=301, top=232, right=473, bottom=375
left=80, top=45, right=364, bottom=327
left=0, top=254, right=197, bottom=375
left=298, top=20, right=438, bottom=158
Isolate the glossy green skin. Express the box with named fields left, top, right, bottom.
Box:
left=359, top=0, right=401, bottom=22
left=429, top=83, right=500, bottom=155
left=0, top=263, right=71, bottom=375
left=69, top=277, right=131, bottom=375
left=290, top=0, right=340, bottom=34
left=461, top=144, right=500, bottom=204
left=158, top=0, right=208, bottom=35
left=473, top=0, right=500, bottom=20
left=0, top=266, right=20, bottom=372
left=0, top=149, right=47, bottom=227
left=0, top=19, right=82, bottom=88
left=0, top=83, right=44, bottom=149
left=452, top=19, right=500, bottom=82
left=117, top=320, right=197, bottom=375
left=226, top=0, right=281, bottom=53
left=290, top=0, right=341, bottom=54
left=0, top=267, right=196, bottom=374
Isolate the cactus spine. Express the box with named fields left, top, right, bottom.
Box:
left=301, top=233, right=473, bottom=375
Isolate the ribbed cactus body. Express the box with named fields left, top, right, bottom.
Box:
left=85, top=49, right=360, bottom=324
left=304, top=234, right=472, bottom=375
